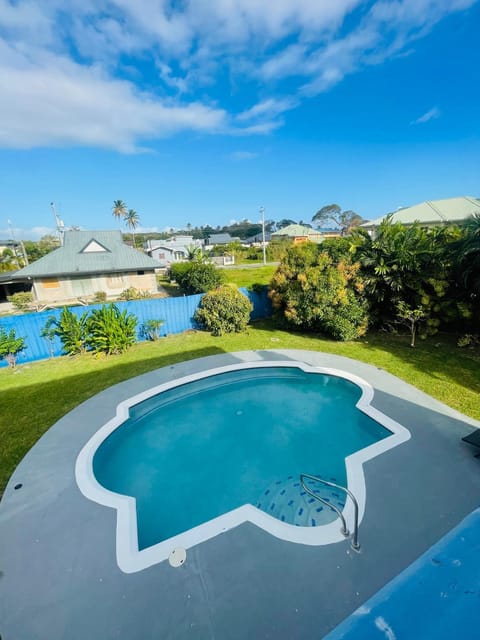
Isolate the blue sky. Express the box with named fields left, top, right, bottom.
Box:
left=0, top=0, right=479, bottom=239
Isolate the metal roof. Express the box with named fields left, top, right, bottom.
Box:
left=207, top=233, right=241, bottom=244
left=271, top=224, right=320, bottom=237
left=12, top=230, right=161, bottom=279
left=362, top=196, right=480, bottom=228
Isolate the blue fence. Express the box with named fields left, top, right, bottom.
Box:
left=0, top=288, right=272, bottom=367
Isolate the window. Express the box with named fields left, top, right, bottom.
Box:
left=137, top=270, right=145, bottom=275
left=42, top=279, right=60, bottom=289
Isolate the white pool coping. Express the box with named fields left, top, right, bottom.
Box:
left=75, top=361, right=411, bottom=573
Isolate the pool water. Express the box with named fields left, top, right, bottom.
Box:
left=93, top=367, right=390, bottom=550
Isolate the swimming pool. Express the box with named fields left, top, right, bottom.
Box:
left=76, top=361, right=410, bottom=572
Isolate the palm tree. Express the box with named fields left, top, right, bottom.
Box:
left=124, top=209, right=140, bottom=248
left=112, top=200, right=127, bottom=228
left=185, top=243, right=204, bottom=262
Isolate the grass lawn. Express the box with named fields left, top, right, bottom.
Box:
left=222, top=264, right=277, bottom=288
left=156, top=264, right=276, bottom=294
left=1, top=319, right=479, bottom=495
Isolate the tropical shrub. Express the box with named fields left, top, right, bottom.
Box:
left=168, top=262, right=191, bottom=283
left=40, top=319, right=57, bottom=358
left=143, top=319, right=164, bottom=341
left=269, top=243, right=369, bottom=341
left=194, top=286, right=253, bottom=336
left=0, top=327, right=26, bottom=368
left=86, top=304, right=137, bottom=354
left=454, top=214, right=480, bottom=295
left=319, top=237, right=352, bottom=263
left=457, top=334, right=480, bottom=348
left=350, top=218, right=463, bottom=333
left=119, top=287, right=150, bottom=300
left=7, top=292, right=33, bottom=311
left=171, top=262, right=224, bottom=294
left=48, top=307, right=89, bottom=355
left=92, top=291, right=107, bottom=303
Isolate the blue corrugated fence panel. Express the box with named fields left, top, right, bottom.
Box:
left=0, top=288, right=271, bottom=367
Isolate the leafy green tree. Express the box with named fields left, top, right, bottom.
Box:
left=270, top=244, right=369, bottom=341
left=0, top=248, right=19, bottom=272
left=47, top=307, right=89, bottom=355
left=318, top=237, right=353, bottom=263
left=86, top=304, right=137, bottom=354
left=266, top=237, right=292, bottom=262
left=0, top=327, right=26, bottom=368
left=396, top=302, right=427, bottom=348
left=23, top=235, right=60, bottom=263
left=276, top=219, right=297, bottom=230
left=454, top=214, right=480, bottom=295
left=312, top=204, right=364, bottom=235
left=170, top=262, right=225, bottom=294
left=194, top=286, right=253, bottom=336
left=350, top=219, right=463, bottom=333
left=38, top=234, right=60, bottom=253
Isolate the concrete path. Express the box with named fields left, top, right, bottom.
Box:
left=1, top=350, right=479, bottom=639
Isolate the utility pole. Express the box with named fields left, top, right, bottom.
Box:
left=260, top=205, right=266, bottom=265
left=7, top=219, right=28, bottom=267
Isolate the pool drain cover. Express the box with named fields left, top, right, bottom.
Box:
left=169, top=547, right=186, bottom=567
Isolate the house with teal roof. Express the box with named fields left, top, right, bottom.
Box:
left=271, top=223, right=330, bottom=244
left=361, top=196, right=480, bottom=234
left=12, top=230, right=161, bottom=304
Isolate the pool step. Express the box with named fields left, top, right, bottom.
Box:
left=256, top=474, right=346, bottom=528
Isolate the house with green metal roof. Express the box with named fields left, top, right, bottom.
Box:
left=12, top=230, right=161, bottom=304
left=271, top=224, right=329, bottom=244
left=361, top=196, right=480, bottom=234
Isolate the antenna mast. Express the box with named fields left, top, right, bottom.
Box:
left=51, top=202, right=65, bottom=245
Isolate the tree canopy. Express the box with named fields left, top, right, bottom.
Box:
left=312, top=204, right=364, bottom=235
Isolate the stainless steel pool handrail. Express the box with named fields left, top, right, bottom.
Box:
left=300, top=473, right=361, bottom=551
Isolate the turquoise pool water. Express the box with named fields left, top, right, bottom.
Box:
left=93, top=367, right=390, bottom=550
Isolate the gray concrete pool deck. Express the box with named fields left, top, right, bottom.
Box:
left=1, top=349, right=479, bottom=639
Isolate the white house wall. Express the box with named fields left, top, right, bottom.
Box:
left=34, top=272, right=158, bottom=303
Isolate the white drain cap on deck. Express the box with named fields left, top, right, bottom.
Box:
left=169, top=547, right=187, bottom=567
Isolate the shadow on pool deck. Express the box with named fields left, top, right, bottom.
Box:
left=0, top=350, right=479, bottom=639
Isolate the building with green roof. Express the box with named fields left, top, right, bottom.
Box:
left=271, top=224, right=328, bottom=244
left=13, top=230, right=161, bottom=304
left=361, top=196, right=480, bottom=234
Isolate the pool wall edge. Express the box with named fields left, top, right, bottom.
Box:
left=75, top=360, right=411, bottom=573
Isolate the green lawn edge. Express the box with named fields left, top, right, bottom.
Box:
left=1, top=318, right=479, bottom=496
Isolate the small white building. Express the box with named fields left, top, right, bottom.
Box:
left=144, top=236, right=203, bottom=267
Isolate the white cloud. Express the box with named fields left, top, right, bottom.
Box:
left=0, top=41, right=227, bottom=152
left=411, top=106, right=441, bottom=124
left=0, top=225, right=57, bottom=240
left=0, top=0, right=475, bottom=150
left=237, top=98, right=297, bottom=122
